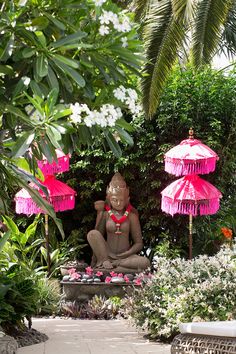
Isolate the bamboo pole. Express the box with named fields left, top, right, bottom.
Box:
left=45, top=214, right=50, bottom=275
left=189, top=214, right=193, bottom=260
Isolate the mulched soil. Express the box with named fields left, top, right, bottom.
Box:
left=4, top=325, right=48, bottom=348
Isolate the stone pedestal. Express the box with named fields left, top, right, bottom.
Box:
left=61, top=281, right=137, bottom=302
left=0, top=335, right=18, bottom=354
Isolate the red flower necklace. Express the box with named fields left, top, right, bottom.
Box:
left=105, top=203, right=132, bottom=235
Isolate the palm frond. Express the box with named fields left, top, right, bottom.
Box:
left=192, top=0, right=233, bottom=67
left=172, top=0, right=196, bottom=23
left=219, top=3, right=236, bottom=57
left=132, top=0, right=153, bottom=20
left=142, top=0, right=185, bottom=117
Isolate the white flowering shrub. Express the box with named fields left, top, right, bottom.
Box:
left=125, top=249, right=236, bottom=340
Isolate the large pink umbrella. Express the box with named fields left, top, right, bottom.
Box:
left=161, top=175, right=222, bottom=259
left=37, top=149, right=70, bottom=176
left=164, top=129, right=219, bottom=176
left=15, top=175, right=76, bottom=273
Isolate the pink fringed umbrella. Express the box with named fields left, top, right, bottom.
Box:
left=161, top=175, right=222, bottom=259
left=37, top=149, right=70, bottom=176
left=164, top=129, right=219, bottom=176
left=161, top=175, right=222, bottom=216
left=15, top=175, right=76, bottom=214
left=15, top=175, right=76, bottom=273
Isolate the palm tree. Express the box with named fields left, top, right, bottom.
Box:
left=133, top=0, right=236, bottom=117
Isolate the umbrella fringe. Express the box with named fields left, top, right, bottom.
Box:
left=165, top=159, right=216, bottom=176
left=161, top=197, right=220, bottom=217
left=15, top=195, right=75, bottom=215
left=38, top=156, right=69, bottom=175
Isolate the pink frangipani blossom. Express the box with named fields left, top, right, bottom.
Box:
left=85, top=266, right=93, bottom=275
left=96, top=271, right=103, bottom=277
left=105, top=276, right=112, bottom=283
left=68, top=268, right=76, bottom=275
left=110, top=271, right=117, bottom=277
left=124, top=275, right=130, bottom=283
left=71, top=272, right=81, bottom=280
left=118, top=273, right=124, bottom=278
left=134, top=278, right=142, bottom=286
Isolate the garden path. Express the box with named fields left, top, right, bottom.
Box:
left=18, top=318, right=171, bottom=354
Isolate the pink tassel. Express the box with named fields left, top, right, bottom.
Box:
left=161, top=196, right=220, bottom=217
left=165, top=157, right=216, bottom=176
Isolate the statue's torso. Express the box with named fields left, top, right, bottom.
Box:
left=106, top=216, right=130, bottom=255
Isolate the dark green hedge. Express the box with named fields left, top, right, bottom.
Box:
left=61, top=66, right=236, bottom=261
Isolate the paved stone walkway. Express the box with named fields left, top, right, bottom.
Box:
left=18, top=318, right=171, bottom=354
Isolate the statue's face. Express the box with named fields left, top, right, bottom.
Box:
left=110, top=194, right=126, bottom=211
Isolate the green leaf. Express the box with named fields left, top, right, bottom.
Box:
left=0, top=64, right=14, bottom=76
left=46, top=88, right=59, bottom=115
left=50, top=30, right=87, bottom=48
left=47, top=65, right=59, bottom=91
left=52, top=58, right=85, bottom=87
left=115, top=127, right=134, bottom=146
left=53, top=54, right=79, bottom=69
left=24, top=92, right=44, bottom=116
left=53, top=108, right=71, bottom=120
left=116, top=118, right=134, bottom=132
left=46, top=126, right=61, bottom=149
left=0, top=231, right=11, bottom=252
left=0, top=34, right=14, bottom=61
left=36, top=54, right=48, bottom=78
left=104, top=131, right=122, bottom=158
left=22, top=47, right=36, bottom=58
left=43, top=12, right=66, bottom=30
left=30, top=80, right=43, bottom=97
left=2, top=216, right=19, bottom=236
left=35, top=31, right=47, bottom=47
left=11, top=132, right=35, bottom=158
left=13, top=157, right=44, bottom=180
left=31, top=16, right=49, bottom=30
left=5, top=104, right=35, bottom=126
left=77, top=125, right=93, bottom=145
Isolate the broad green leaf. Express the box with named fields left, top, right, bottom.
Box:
left=50, top=249, right=59, bottom=262
left=50, top=30, right=87, bottom=48
left=52, top=108, right=71, bottom=120
left=11, top=132, right=35, bottom=158
left=0, top=64, right=14, bottom=76
left=2, top=216, right=19, bottom=236
left=13, top=157, right=44, bottom=180
left=24, top=92, right=44, bottom=116
left=53, top=54, right=79, bottom=69
left=0, top=35, right=14, bottom=61
left=116, top=118, right=134, bottom=132
left=0, top=231, right=11, bottom=252
left=47, top=65, right=59, bottom=91
left=30, top=80, right=43, bottom=97
left=46, top=126, right=61, bottom=149
left=104, top=131, right=122, bottom=158
left=22, top=48, right=36, bottom=58
left=52, top=58, right=85, bottom=87
left=115, top=127, right=134, bottom=146
left=46, top=88, right=59, bottom=115
left=36, top=54, right=48, bottom=77
left=5, top=104, right=35, bottom=126
left=35, top=31, right=47, bottom=47
left=31, top=16, right=49, bottom=30
left=43, top=12, right=66, bottom=30
left=78, top=125, right=93, bottom=145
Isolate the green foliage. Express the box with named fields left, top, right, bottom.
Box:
left=59, top=66, right=236, bottom=261
left=36, top=278, right=61, bottom=315
left=124, top=250, right=236, bottom=340
left=0, top=264, right=40, bottom=326
left=0, top=0, right=143, bottom=218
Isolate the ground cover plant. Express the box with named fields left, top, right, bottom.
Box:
left=123, top=249, right=236, bottom=340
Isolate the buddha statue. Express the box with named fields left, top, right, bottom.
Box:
left=87, top=173, right=150, bottom=273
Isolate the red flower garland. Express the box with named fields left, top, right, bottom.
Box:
left=105, top=203, right=132, bottom=234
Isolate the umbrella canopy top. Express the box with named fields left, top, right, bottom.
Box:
left=164, top=139, right=219, bottom=176
left=37, top=149, right=70, bottom=175
left=161, top=174, right=222, bottom=216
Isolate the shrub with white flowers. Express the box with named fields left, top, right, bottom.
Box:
left=124, top=249, right=236, bottom=340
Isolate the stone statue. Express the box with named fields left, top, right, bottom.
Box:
left=87, top=173, right=150, bottom=273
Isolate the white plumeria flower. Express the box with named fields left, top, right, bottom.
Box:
left=127, top=88, right=138, bottom=100
left=121, top=37, right=128, bottom=48
left=21, top=76, right=31, bottom=86
left=99, top=25, right=110, bottom=36
left=93, top=0, right=106, bottom=6
left=113, top=87, right=126, bottom=102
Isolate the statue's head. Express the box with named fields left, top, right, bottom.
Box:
left=106, top=173, right=130, bottom=210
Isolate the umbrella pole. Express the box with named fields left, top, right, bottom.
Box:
left=189, top=214, right=193, bottom=260
left=45, top=214, right=51, bottom=276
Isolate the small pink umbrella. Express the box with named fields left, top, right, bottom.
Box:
left=161, top=174, right=222, bottom=259
left=15, top=175, right=76, bottom=273
left=37, top=149, right=70, bottom=176
left=164, top=129, right=219, bottom=176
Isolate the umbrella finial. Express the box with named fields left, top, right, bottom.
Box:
left=189, top=127, right=194, bottom=139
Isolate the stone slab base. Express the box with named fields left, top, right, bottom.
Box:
left=61, top=281, right=137, bottom=302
